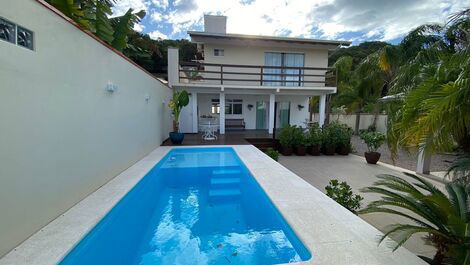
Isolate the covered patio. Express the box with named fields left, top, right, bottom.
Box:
left=162, top=129, right=272, bottom=145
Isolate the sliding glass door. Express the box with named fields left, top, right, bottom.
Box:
left=264, top=52, right=304, bottom=87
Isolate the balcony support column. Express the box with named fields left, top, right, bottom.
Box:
left=219, top=92, right=225, bottom=134
left=269, top=94, right=275, bottom=134
left=319, top=94, right=326, bottom=127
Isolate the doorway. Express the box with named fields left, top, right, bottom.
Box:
left=256, top=101, right=267, bottom=129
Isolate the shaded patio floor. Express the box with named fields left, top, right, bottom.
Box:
left=162, top=129, right=273, bottom=146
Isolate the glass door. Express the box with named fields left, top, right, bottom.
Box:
left=264, top=52, right=304, bottom=87
left=264, top=52, right=282, bottom=86
left=256, top=101, right=267, bottom=129
left=278, top=102, right=290, bottom=128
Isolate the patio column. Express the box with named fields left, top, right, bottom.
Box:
left=269, top=94, right=275, bottom=134
left=416, top=149, right=431, bottom=174
left=219, top=92, right=225, bottom=134
left=191, top=92, right=198, bottom=133
left=319, top=94, right=326, bottom=127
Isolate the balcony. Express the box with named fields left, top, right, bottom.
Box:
left=177, top=62, right=337, bottom=89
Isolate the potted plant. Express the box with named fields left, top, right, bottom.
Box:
left=307, top=123, right=322, bottom=155
left=279, top=125, right=295, bottom=156
left=360, top=131, right=386, bottom=164
left=293, top=126, right=307, bottom=156
left=321, top=124, right=336, bottom=155
left=168, top=90, right=189, bottom=144
left=336, top=124, right=353, bottom=155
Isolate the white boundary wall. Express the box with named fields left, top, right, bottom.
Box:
left=312, top=113, right=388, bottom=133
left=0, top=0, right=172, bottom=257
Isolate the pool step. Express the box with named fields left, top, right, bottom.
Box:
left=212, top=169, right=241, bottom=175
left=209, top=189, right=241, bottom=197
left=210, top=178, right=240, bottom=185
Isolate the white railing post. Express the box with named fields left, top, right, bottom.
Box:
left=319, top=94, right=326, bottom=127
left=269, top=94, right=275, bottom=134
left=167, top=47, right=179, bottom=88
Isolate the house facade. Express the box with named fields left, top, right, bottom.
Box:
left=168, top=15, right=350, bottom=134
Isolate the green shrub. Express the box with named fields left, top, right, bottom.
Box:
left=292, top=126, right=307, bottom=147
left=336, top=123, right=353, bottom=149
left=279, top=125, right=296, bottom=147
left=360, top=131, right=386, bottom=152
left=325, top=179, right=363, bottom=214
left=265, top=148, right=279, bottom=161
left=307, top=123, right=322, bottom=147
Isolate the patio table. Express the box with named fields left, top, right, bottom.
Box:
left=199, top=121, right=219, bottom=140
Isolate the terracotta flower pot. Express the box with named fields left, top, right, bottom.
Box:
left=295, top=145, right=307, bottom=156
left=281, top=145, right=293, bottom=156
left=337, top=146, right=349, bottom=155
left=365, top=151, right=381, bottom=164
left=309, top=145, right=321, bottom=156
left=323, top=145, right=336, bottom=155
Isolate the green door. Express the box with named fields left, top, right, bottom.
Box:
left=279, top=102, right=290, bottom=127
left=256, top=101, right=266, bottom=129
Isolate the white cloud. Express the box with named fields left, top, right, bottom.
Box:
left=151, top=12, right=164, bottom=22
left=112, top=0, right=150, bottom=17
left=149, top=30, right=168, bottom=39
left=147, top=0, right=468, bottom=42
left=152, top=0, right=169, bottom=9
left=133, top=23, right=145, bottom=32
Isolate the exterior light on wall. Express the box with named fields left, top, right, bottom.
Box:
left=247, top=104, right=254, bottom=110
left=106, top=81, right=117, bottom=93
left=145, top=94, right=151, bottom=102
left=298, top=104, right=305, bottom=111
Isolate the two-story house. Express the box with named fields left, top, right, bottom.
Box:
left=167, top=15, right=350, bottom=135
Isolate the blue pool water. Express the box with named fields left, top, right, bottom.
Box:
left=60, top=148, right=311, bottom=265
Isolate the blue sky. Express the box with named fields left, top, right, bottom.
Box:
left=112, top=0, right=468, bottom=45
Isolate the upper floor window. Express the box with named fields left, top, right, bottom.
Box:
left=214, top=48, right=224, bottom=56
left=0, top=17, right=34, bottom=50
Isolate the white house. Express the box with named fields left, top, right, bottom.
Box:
left=168, top=15, right=350, bottom=135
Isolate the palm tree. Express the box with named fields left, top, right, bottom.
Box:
left=386, top=9, right=470, bottom=181
left=359, top=173, right=470, bottom=265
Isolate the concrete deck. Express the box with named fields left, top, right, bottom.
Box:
left=279, top=154, right=443, bottom=259
left=0, top=146, right=427, bottom=265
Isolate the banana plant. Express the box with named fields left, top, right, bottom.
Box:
left=359, top=173, right=470, bottom=265
left=110, top=9, right=145, bottom=51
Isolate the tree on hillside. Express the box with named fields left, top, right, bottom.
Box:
left=329, top=41, right=389, bottom=67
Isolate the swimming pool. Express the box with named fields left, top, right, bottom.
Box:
left=59, top=148, right=311, bottom=265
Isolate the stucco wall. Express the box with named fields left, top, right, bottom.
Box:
left=0, top=0, right=172, bottom=257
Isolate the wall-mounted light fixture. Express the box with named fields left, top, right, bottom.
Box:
left=298, top=104, right=305, bottom=111
left=106, top=81, right=117, bottom=93
left=145, top=94, right=151, bottom=102
left=247, top=104, right=254, bottom=110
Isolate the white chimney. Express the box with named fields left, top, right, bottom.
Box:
left=204, top=15, right=227, bottom=34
